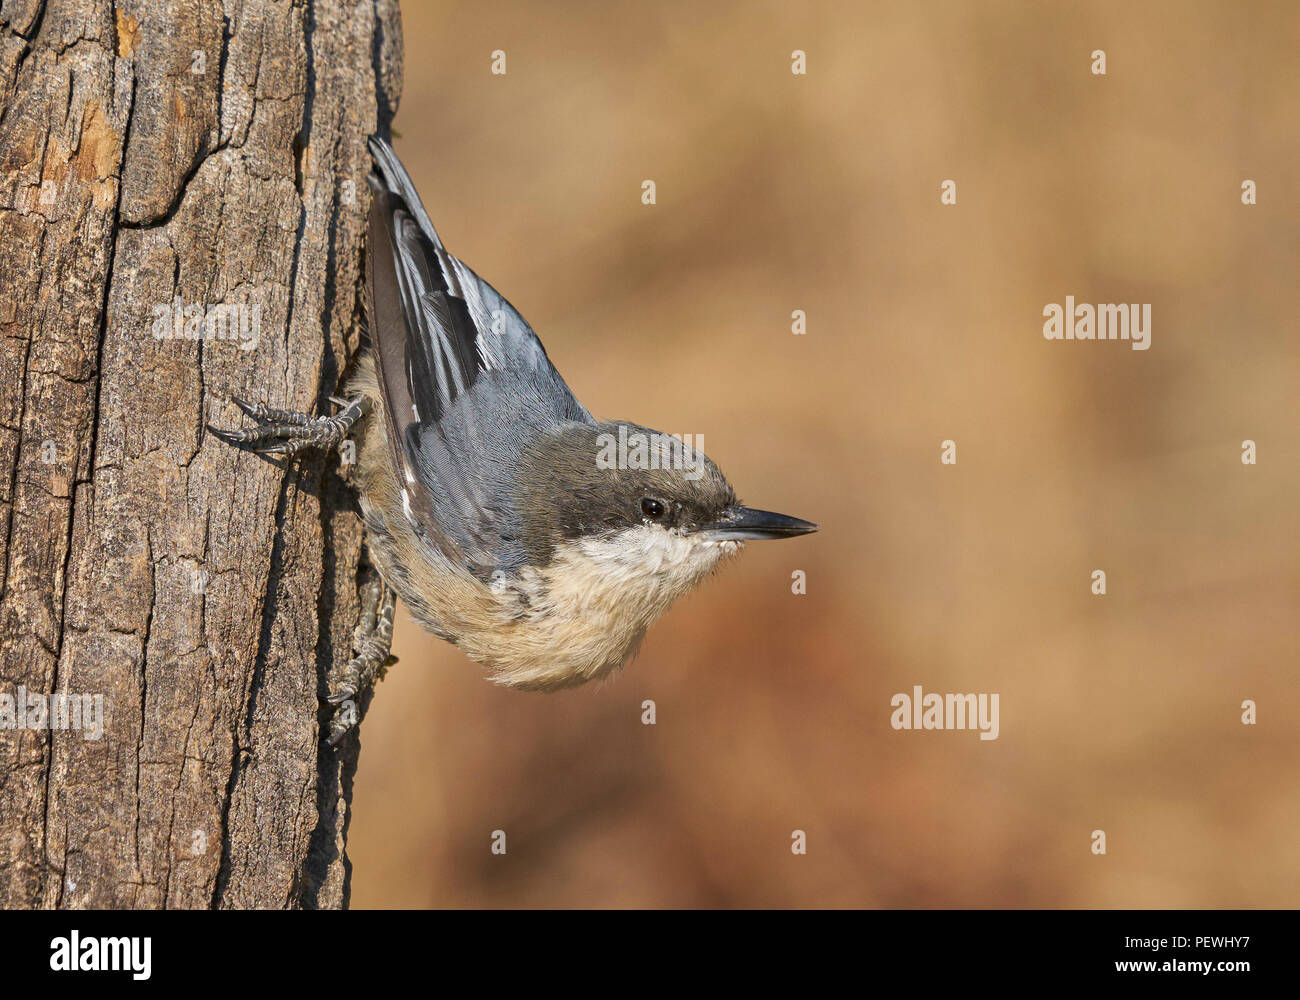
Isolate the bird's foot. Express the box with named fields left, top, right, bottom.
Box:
left=326, top=571, right=398, bottom=748
left=208, top=395, right=369, bottom=457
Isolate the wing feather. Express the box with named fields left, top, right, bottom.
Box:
left=366, top=137, right=593, bottom=577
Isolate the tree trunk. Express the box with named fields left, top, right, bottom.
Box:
left=0, top=0, right=402, bottom=909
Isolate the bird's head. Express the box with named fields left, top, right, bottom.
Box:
left=515, top=422, right=816, bottom=604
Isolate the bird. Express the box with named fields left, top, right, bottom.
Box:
left=211, top=136, right=817, bottom=745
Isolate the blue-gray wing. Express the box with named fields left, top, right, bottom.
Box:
left=366, top=137, right=593, bottom=577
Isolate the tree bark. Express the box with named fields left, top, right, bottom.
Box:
left=0, top=0, right=402, bottom=908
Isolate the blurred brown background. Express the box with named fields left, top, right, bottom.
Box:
left=347, top=0, right=1300, bottom=907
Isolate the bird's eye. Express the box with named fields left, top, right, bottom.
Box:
left=641, top=497, right=666, bottom=520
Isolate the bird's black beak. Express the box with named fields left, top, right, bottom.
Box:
left=697, top=505, right=818, bottom=541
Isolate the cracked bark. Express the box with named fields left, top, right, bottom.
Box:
left=0, top=0, right=403, bottom=909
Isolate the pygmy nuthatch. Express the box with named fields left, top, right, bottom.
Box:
left=212, top=137, right=816, bottom=744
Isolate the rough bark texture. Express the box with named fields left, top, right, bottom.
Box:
left=0, top=0, right=402, bottom=908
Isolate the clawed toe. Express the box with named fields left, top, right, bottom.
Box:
left=208, top=395, right=370, bottom=457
